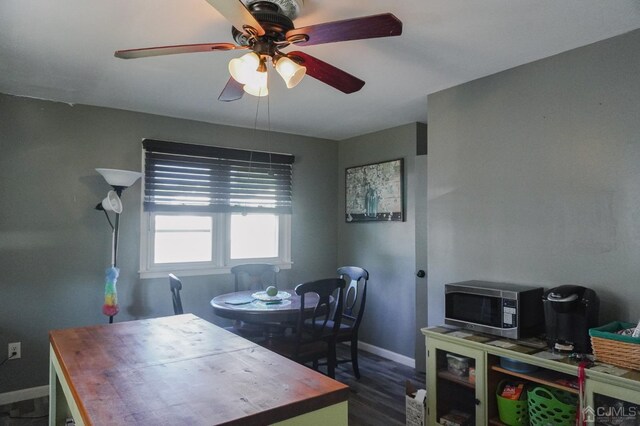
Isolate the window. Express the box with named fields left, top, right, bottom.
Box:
left=230, top=213, right=279, bottom=259
left=153, top=215, right=213, bottom=264
left=140, top=139, right=293, bottom=278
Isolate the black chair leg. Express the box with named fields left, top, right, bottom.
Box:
left=351, top=337, right=360, bottom=379
left=328, top=343, right=337, bottom=379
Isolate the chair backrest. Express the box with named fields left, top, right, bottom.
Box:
left=169, top=273, right=184, bottom=315
left=230, top=263, right=280, bottom=292
left=294, top=278, right=346, bottom=348
left=337, top=266, right=369, bottom=331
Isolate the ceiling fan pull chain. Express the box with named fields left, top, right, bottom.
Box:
left=252, top=91, right=262, bottom=137
left=250, top=92, right=261, bottom=180
left=267, top=91, right=271, bottom=133
left=267, top=94, right=274, bottom=176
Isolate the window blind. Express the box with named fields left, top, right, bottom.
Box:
left=142, top=139, right=294, bottom=214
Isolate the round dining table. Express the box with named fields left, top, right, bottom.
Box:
left=210, top=289, right=321, bottom=324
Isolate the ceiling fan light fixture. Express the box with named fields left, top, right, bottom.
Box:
left=276, top=56, right=306, bottom=88
left=228, top=52, right=261, bottom=84
left=114, top=1, right=403, bottom=100
left=243, top=82, right=269, bottom=97
left=246, top=67, right=268, bottom=87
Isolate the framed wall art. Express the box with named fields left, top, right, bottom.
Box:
left=345, top=158, right=404, bottom=222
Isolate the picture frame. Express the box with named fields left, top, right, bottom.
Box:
left=345, top=158, right=404, bottom=222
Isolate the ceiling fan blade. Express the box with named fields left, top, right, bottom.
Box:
left=115, top=43, right=244, bottom=59
left=286, top=13, right=402, bottom=46
left=288, top=51, right=364, bottom=94
left=204, top=0, right=265, bottom=36
left=218, top=78, right=245, bottom=102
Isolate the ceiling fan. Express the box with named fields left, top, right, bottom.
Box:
left=114, top=0, right=402, bottom=101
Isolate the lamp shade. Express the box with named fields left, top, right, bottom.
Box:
left=246, top=68, right=268, bottom=89
left=243, top=82, right=269, bottom=97
left=228, top=52, right=261, bottom=85
left=242, top=68, right=269, bottom=97
left=99, top=191, right=123, bottom=214
left=96, top=168, right=142, bottom=188
left=276, top=56, right=306, bottom=88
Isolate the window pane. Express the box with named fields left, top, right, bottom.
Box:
left=156, top=215, right=211, bottom=231
left=230, top=214, right=278, bottom=259
left=154, top=216, right=212, bottom=263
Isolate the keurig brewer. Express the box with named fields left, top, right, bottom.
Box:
left=543, top=285, right=599, bottom=353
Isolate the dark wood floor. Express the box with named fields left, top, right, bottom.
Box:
left=333, top=343, right=426, bottom=426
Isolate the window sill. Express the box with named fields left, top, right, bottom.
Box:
left=139, top=262, right=293, bottom=280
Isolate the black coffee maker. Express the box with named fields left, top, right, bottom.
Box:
left=543, top=285, right=599, bottom=353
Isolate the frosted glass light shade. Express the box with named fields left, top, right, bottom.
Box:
left=96, top=168, right=142, bottom=188
left=242, top=70, right=268, bottom=97
left=245, top=68, right=268, bottom=88
left=243, top=83, right=269, bottom=97
left=228, top=52, right=261, bottom=85
left=276, top=57, right=306, bottom=88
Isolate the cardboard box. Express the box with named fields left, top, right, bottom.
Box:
left=405, top=380, right=427, bottom=426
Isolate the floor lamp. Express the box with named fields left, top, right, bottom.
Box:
left=95, top=168, right=142, bottom=323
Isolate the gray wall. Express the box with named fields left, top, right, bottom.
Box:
left=338, top=123, right=420, bottom=358
left=427, top=29, right=640, bottom=327
left=0, top=93, right=338, bottom=393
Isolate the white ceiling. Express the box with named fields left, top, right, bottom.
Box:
left=1, top=1, right=639, bottom=140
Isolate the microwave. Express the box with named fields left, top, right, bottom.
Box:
left=444, top=280, right=544, bottom=339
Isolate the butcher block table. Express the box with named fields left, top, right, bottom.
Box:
left=48, top=314, right=349, bottom=425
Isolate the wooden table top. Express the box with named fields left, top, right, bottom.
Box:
left=211, top=289, right=321, bottom=323
left=49, top=314, right=349, bottom=425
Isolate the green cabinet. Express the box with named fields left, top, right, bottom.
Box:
left=423, top=327, right=640, bottom=426
left=585, top=379, right=640, bottom=425
left=427, top=338, right=486, bottom=425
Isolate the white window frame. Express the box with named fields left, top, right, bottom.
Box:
left=139, top=211, right=291, bottom=279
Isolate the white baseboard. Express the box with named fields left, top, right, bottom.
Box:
left=0, top=385, right=49, bottom=406
left=355, top=341, right=415, bottom=368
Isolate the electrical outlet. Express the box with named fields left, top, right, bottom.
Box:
left=8, top=342, right=21, bottom=360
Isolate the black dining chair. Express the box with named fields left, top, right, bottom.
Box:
left=264, top=278, right=346, bottom=379
left=231, top=263, right=280, bottom=292
left=169, top=273, right=184, bottom=315
left=334, top=266, right=369, bottom=378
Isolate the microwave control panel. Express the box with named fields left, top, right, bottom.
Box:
left=502, top=299, right=518, bottom=328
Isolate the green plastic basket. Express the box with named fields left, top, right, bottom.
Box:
left=496, top=380, right=529, bottom=426
left=528, top=386, right=577, bottom=426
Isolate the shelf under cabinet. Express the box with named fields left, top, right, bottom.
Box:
left=437, top=369, right=476, bottom=389
left=490, top=365, right=578, bottom=394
